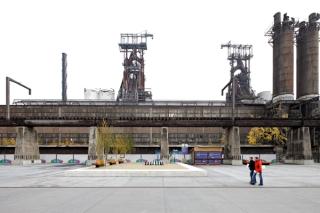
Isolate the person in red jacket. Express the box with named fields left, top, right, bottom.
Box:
left=253, top=157, right=263, bottom=186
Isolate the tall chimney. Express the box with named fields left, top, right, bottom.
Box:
left=62, top=53, right=67, bottom=102
left=296, top=13, right=320, bottom=100
left=271, top=12, right=295, bottom=102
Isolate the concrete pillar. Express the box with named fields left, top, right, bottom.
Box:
left=274, top=145, right=284, bottom=163
left=223, top=126, right=242, bottom=165
left=87, top=127, right=97, bottom=165
left=160, top=127, right=169, bottom=162
left=285, top=127, right=314, bottom=164
left=14, top=127, right=40, bottom=165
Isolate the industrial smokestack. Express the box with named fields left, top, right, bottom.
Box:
left=271, top=12, right=295, bottom=102
left=274, top=12, right=281, bottom=25
left=62, top=53, right=67, bottom=102
left=296, top=13, right=320, bottom=100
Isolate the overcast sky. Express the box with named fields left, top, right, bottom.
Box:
left=0, top=0, right=319, bottom=104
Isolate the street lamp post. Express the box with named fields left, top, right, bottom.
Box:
left=6, top=77, right=31, bottom=120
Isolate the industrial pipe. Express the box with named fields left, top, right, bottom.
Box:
left=6, top=77, right=31, bottom=120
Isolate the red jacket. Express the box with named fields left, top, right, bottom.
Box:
left=255, top=159, right=262, bottom=173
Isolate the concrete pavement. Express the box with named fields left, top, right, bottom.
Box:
left=0, top=164, right=320, bottom=212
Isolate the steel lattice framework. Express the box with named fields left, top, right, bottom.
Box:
left=221, top=42, right=256, bottom=103
left=117, top=32, right=153, bottom=102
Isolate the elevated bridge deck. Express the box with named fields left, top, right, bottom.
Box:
left=0, top=101, right=320, bottom=127
left=1, top=117, right=320, bottom=127
left=2, top=100, right=265, bottom=119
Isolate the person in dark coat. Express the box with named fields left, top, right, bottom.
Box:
left=252, top=157, right=263, bottom=186
left=248, top=157, right=256, bottom=184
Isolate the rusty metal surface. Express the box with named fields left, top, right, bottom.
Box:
left=117, top=32, right=153, bottom=102
left=221, top=42, right=255, bottom=102
left=270, top=12, right=295, bottom=99
left=296, top=13, right=320, bottom=99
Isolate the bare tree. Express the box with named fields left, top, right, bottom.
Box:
left=96, top=120, right=114, bottom=163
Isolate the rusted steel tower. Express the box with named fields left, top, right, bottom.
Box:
left=221, top=42, right=255, bottom=103
left=117, top=32, right=153, bottom=102
left=266, top=12, right=296, bottom=102
left=296, top=13, right=320, bottom=100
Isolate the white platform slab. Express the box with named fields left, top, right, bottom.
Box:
left=66, top=163, right=207, bottom=177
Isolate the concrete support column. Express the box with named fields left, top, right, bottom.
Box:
left=14, top=126, right=40, bottom=165
left=87, top=127, right=97, bottom=165
left=274, top=145, right=284, bottom=163
left=223, top=126, right=242, bottom=165
left=160, top=127, right=169, bottom=162
left=286, top=129, right=294, bottom=160
left=285, top=127, right=314, bottom=164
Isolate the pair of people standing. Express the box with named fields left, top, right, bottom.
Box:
left=248, top=157, right=263, bottom=186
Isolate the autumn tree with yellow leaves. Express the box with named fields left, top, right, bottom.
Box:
left=0, top=138, right=16, bottom=146
left=247, top=127, right=287, bottom=162
left=247, top=127, right=287, bottom=145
